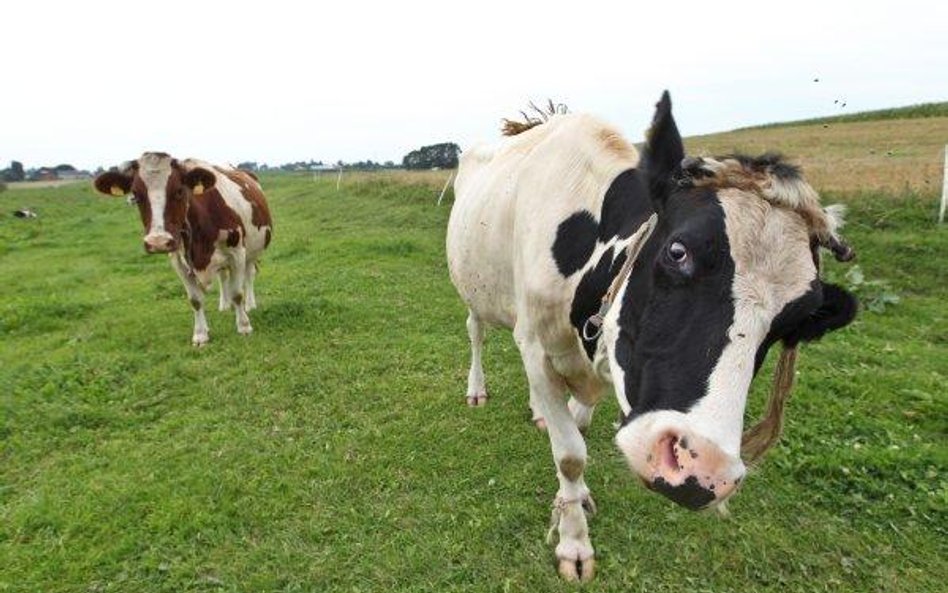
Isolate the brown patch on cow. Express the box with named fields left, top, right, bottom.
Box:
left=597, top=128, right=636, bottom=159
left=264, top=228, right=272, bottom=248
left=232, top=293, right=243, bottom=306
left=215, top=167, right=273, bottom=231
left=189, top=298, right=202, bottom=311
left=559, top=455, right=585, bottom=482
left=186, top=187, right=245, bottom=271
left=162, top=169, right=189, bottom=242
left=129, top=176, right=153, bottom=231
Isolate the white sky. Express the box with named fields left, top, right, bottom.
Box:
left=2, top=0, right=946, bottom=170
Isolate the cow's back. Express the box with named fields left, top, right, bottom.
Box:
left=448, top=114, right=639, bottom=338
left=185, top=159, right=273, bottom=257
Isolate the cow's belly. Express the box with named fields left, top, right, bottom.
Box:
left=447, top=182, right=519, bottom=328
left=243, top=223, right=271, bottom=258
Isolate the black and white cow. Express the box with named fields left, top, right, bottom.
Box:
left=446, top=92, right=857, bottom=581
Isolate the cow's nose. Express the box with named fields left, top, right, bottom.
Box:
left=643, top=431, right=745, bottom=510
left=143, top=234, right=175, bottom=253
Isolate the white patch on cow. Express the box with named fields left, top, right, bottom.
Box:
left=138, top=153, right=174, bottom=243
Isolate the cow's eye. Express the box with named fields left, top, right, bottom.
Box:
left=667, top=241, right=688, bottom=263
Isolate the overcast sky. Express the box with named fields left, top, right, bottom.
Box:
left=2, top=1, right=946, bottom=170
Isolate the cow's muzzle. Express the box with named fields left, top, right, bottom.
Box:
left=617, top=423, right=746, bottom=510
left=144, top=232, right=177, bottom=254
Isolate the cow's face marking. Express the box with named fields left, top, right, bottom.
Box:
left=134, top=152, right=180, bottom=252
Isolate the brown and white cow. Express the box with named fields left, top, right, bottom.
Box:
left=446, top=93, right=857, bottom=581
left=94, top=152, right=273, bottom=345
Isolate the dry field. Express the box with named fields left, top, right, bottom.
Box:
left=686, top=117, right=948, bottom=195
left=339, top=115, right=947, bottom=196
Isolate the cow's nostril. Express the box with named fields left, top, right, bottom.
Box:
left=659, top=435, right=680, bottom=473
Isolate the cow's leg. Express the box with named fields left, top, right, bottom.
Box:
left=229, top=249, right=252, bottom=335
left=529, top=386, right=547, bottom=430
left=464, top=311, right=487, bottom=406
left=218, top=269, right=232, bottom=311
left=171, top=256, right=210, bottom=346
left=515, top=329, right=595, bottom=582
left=244, top=260, right=258, bottom=310
left=568, top=397, right=595, bottom=433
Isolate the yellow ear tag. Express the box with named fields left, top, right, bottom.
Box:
left=193, top=183, right=204, bottom=195
left=110, top=185, right=124, bottom=196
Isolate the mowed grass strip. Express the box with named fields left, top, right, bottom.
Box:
left=1, top=171, right=946, bottom=592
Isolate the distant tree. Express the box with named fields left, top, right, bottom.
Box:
left=402, top=142, right=460, bottom=170
left=53, top=164, right=76, bottom=172
left=3, top=160, right=25, bottom=182
left=237, top=161, right=258, bottom=171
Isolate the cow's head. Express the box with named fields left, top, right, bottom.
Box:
left=94, top=153, right=216, bottom=253
left=607, top=92, right=857, bottom=510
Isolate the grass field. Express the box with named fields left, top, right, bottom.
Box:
left=2, top=137, right=947, bottom=591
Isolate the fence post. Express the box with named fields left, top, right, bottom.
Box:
left=437, top=171, right=455, bottom=206
left=940, top=145, right=947, bottom=223
left=336, top=168, right=343, bottom=192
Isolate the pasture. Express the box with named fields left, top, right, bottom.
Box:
left=2, top=134, right=947, bottom=590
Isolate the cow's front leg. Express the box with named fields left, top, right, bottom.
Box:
left=228, top=249, right=252, bottom=335
left=171, top=255, right=210, bottom=346
left=515, top=329, right=595, bottom=582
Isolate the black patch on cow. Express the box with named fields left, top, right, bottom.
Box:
left=754, top=279, right=822, bottom=373
left=598, top=169, right=651, bottom=241
left=569, top=246, right=620, bottom=358
left=784, top=282, right=858, bottom=346
left=565, top=168, right=655, bottom=357
left=650, top=476, right=715, bottom=510
left=753, top=281, right=858, bottom=374
left=552, top=210, right=598, bottom=277
left=619, top=189, right=735, bottom=418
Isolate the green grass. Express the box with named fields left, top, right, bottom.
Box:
left=746, top=101, right=948, bottom=129
left=1, top=175, right=946, bottom=592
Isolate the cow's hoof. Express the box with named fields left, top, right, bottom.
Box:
left=533, top=417, right=547, bottom=431
left=192, top=334, right=209, bottom=347
left=558, top=556, right=595, bottom=582
left=237, top=324, right=253, bottom=336
left=466, top=394, right=487, bottom=407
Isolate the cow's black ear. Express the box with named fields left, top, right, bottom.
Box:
left=182, top=167, right=216, bottom=195
left=783, top=282, right=858, bottom=347
left=93, top=171, right=134, bottom=196
left=642, top=91, right=685, bottom=210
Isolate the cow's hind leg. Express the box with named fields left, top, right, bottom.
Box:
left=218, top=269, right=232, bottom=311
left=568, top=397, right=595, bottom=433
left=515, top=326, right=595, bottom=582
left=245, top=260, right=258, bottom=311
left=229, top=249, right=252, bottom=335
left=171, top=256, right=210, bottom=346
left=465, top=311, right=487, bottom=406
